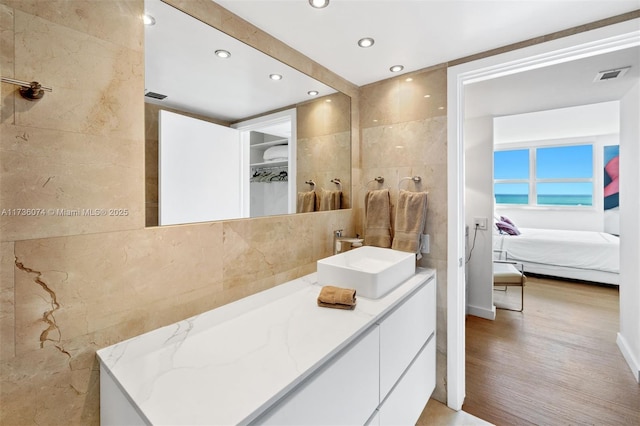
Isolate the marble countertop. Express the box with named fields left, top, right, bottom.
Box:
left=97, top=268, right=435, bottom=425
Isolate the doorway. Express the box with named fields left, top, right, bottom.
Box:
left=446, top=18, right=640, bottom=409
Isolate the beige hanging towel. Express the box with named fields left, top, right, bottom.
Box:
left=364, top=189, right=392, bottom=248
left=316, top=188, right=342, bottom=211
left=330, top=190, right=342, bottom=210
left=391, top=189, right=428, bottom=254
left=297, top=191, right=316, bottom=213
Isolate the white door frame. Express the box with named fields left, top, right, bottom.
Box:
left=446, top=18, right=640, bottom=410
left=233, top=108, right=297, bottom=217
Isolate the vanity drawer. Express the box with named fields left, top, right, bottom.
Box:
left=378, top=336, right=435, bottom=426
left=254, top=325, right=380, bottom=425
left=378, top=277, right=435, bottom=399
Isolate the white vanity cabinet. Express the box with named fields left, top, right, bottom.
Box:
left=254, top=325, right=380, bottom=426
left=253, top=275, right=436, bottom=426
left=97, top=270, right=436, bottom=426
left=377, top=338, right=436, bottom=425
left=378, top=279, right=435, bottom=400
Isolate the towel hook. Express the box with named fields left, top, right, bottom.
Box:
left=305, top=179, right=316, bottom=190
left=331, top=178, right=342, bottom=191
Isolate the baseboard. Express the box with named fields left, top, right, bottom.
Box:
left=617, top=332, right=640, bottom=383
left=466, top=304, right=496, bottom=320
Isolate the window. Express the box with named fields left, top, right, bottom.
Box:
left=494, top=144, right=593, bottom=207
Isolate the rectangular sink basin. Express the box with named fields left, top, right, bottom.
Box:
left=317, top=246, right=416, bottom=299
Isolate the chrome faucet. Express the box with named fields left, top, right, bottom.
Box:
left=333, top=229, right=343, bottom=255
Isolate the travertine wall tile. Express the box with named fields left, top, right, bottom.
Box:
left=297, top=92, right=351, bottom=139
left=222, top=215, right=314, bottom=288
left=297, top=131, right=352, bottom=208
left=1, top=3, right=14, bottom=124
left=13, top=222, right=224, bottom=354
left=0, top=124, right=143, bottom=241
left=360, top=78, right=401, bottom=128
left=398, top=66, right=447, bottom=123
left=0, top=242, right=14, bottom=362
left=13, top=10, right=144, bottom=140
left=296, top=92, right=352, bottom=210
left=359, top=66, right=448, bottom=401
left=4, top=0, right=143, bottom=52
left=0, top=344, right=88, bottom=425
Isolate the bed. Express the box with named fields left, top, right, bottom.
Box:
left=493, top=227, right=620, bottom=286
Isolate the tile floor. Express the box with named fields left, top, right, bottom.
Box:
left=417, top=399, right=493, bottom=425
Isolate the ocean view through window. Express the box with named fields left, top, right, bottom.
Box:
left=495, top=144, right=593, bottom=206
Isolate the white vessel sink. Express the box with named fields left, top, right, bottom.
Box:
left=317, top=246, right=416, bottom=299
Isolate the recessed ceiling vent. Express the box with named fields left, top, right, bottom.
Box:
left=145, top=91, right=167, bottom=100
left=594, top=66, right=630, bottom=82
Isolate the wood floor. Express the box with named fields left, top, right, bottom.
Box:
left=463, top=276, right=640, bottom=425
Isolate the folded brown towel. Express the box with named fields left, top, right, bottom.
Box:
left=317, top=286, right=357, bottom=310
left=391, top=190, right=428, bottom=254
left=364, top=189, right=392, bottom=248
left=297, top=191, right=316, bottom=213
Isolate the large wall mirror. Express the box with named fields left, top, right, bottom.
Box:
left=144, top=0, right=352, bottom=227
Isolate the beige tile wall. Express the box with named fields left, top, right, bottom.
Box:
left=359, top=65, right=449, bottom=401
left=0, top=0, right=358, bottom=424
left=297, top=92, right=352, bottom=209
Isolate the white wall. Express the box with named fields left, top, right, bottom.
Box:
left=618, top=81, right=640, bottom=383
left=464, top=116, right=495, bottom=319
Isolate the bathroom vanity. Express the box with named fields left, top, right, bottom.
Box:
left=97, top=268, right=436, bottom=425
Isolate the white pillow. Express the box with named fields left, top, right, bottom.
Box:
left=263, top=145, right=288, bottom=161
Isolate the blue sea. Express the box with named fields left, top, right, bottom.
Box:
left=495, top=194, right=592, bottom=206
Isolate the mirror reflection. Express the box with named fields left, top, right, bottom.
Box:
left=144, top=0, right=351, bottom=226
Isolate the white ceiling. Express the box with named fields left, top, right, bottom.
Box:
left=465, top=45, right=640, bottom=118
left=144, top=0, right=336, bottom=122
left=146, top=0, right=640, bottom=121
left=216, top=0, right=640, bottom=86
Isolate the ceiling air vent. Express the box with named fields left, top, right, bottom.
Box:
left=145, top=91, right=167, bottom=100
left=594, top=66, right=630, bottom=82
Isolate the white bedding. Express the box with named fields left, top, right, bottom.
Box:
left=494, top=227, right=620, bottom=274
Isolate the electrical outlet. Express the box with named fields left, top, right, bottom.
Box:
left=473, top=217, right=488, bottom=230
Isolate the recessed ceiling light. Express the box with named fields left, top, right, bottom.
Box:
left=358, top=38, right=375, bottom=48
left=269, top=74, right=283, bottom=80
left=142, top=14, right=156, bottom=26
left=308, top=90, right=319, bottom=96
left=390, top=65, right=404, bottom=73
left=309, top=0, right=330, bottom=8
left=215, top=49, right=231, bottom=59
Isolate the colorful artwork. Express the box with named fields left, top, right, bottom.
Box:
left=603, top=145, right=619, bottom=210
